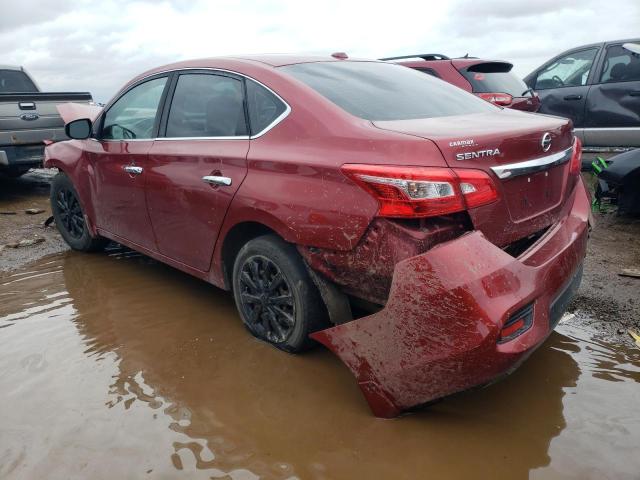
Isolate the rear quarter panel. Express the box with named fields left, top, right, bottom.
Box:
left=210, top=75, right=449, bottom=286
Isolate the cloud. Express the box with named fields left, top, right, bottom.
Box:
left=0, top=0, right=638, bottom=101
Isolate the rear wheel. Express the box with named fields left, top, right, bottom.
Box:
left=232, top=235, right=328, bottom=352
left=50, top=173, right=108, bottom=252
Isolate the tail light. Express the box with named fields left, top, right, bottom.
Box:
left=341, top=164, right=498, bottom=218
left=476, top=92, right=513, bottom=106
left=569, top=137, right=582, bottom=175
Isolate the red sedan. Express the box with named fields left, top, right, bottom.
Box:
left=45, top=54, right=589, bottom=417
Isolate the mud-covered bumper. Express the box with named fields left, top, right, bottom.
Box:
left=311, top=180, right=590, bottom=418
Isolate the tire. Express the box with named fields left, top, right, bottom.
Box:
left=232, top=234, right=328, bottom=353
left=50, top=172, right=108, bottom=252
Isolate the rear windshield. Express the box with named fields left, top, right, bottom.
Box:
left=459, top=63, right=530, bottom=97
left=0, top=70, right=38, bottom=93
left=280, top=61, right=495, bottom=121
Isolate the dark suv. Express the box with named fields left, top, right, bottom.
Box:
left=382, top=53, right=540, bottom=112
left=524, top=39, right=640, bottom=148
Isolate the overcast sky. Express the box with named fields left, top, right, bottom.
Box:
left=1, top=0, right=639, bottom=102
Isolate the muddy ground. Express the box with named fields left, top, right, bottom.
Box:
left=0, top=169, right=66, bottom=270
left=2, top=166, right=639, bottom=344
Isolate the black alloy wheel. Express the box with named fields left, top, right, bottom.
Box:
left=231, top=234, right=329, bottom=352
left=55, top=188, right=85, bottom=239
left=50, top=172, right=108, bottom=252
left=238, top=255, right=296, bottom=344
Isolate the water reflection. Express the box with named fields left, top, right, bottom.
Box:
left=2, top=251, right=638, bottom=480
left=63, top=250, right=580, bottom=479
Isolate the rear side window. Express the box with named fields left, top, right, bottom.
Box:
left=600, top=44, right=640, bottom=83
left=0, top=70, right=38, bottom=93
left=166, top=73, right=247, bottom=138
left=281, top=61, right=495, bottom=121
left=459, top=63, right=529, bottom=97
left=246, top=79, right=287, bottom=135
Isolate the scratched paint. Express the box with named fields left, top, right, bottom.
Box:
left=1, top=251, right=638, bottom=479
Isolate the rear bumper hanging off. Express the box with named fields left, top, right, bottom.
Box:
left=312, top=180, right=590, bottom=417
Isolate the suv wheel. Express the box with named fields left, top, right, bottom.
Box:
left=50, top=173, right=108, bottom=252
left=232, top=234, right=328, bottom=352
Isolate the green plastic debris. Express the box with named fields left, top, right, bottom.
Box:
left=591, top=156, right=608, bottom=174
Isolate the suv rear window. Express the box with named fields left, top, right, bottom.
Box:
left=0, top=70, right=38, bottom=93
left=281, top=61, right=495, bottom=121
left=459, top=62, right=529, bottom=97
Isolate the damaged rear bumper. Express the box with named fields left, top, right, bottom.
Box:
left=311, top=180, right=590, bottom=418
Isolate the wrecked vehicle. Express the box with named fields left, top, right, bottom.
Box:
left=594, top=148, right=640, bottom=215
left=0, top=65, right=92, bottom=177
left=525, top=39, right=640, bottom=149
left=44, top=54, right=589, bottom=417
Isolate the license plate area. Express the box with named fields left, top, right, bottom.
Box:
left=501, top=163, right=565, bottom=222
left=549, top=263, right=583, bottom=329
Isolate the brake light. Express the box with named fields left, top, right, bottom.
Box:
left=476, top=92, right=513, bottom=106
left=341, top=164, right=498, bottom=218
left=569, top=136, right=582, bottom=175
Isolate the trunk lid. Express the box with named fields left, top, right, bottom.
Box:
left=373, top=109, right=575, bottom=247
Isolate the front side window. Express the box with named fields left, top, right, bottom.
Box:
left=0, top=70, right=38, bottom=93
left=535, top=48, right=598, bottom=90
left=102, top=77, right=167, bottom=140
left=600, top=44, right=640, bottom=83
left=166, top=74, right=247, bottom=138
left=245, top=79, right=287, bottom=135
left=281, top=61, right=495, bottom=121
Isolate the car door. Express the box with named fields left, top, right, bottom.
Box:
left=85, top=75, right=169, bottom=249
left=145, top=71, right=250, bottom=272
left=584, top=43, right=640, bottom=147
left=528, top=47, right=600, bottom=130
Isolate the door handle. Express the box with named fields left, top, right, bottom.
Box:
left=629, top=90, right=640, bottom=97
left=202, top=175, right=232, bottom=186
left=563, top=94, right=583, bottom=101
left=123, top=165, right=143, bottom=175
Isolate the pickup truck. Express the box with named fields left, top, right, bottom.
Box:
left=0, top=65, right=92, bottom=177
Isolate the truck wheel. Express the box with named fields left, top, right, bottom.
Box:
left=50, top=173, right=108, bottom=252
left=232, top=234, right=328, bottom=353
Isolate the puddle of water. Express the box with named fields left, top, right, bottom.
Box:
left=0, top=251, right=639, bottom=480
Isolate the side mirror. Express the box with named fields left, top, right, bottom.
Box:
left=65, top=118, right=92, bottom=140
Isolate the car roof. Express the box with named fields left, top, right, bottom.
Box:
left=555, top=38, right=640, bottom=52
left=157, top=54, right=375, bottom=70
left=127, top=54, right=384, bottom=90
left=228, top=54, right=374, bottom=66
left=0, top=65, right=23, bottom=71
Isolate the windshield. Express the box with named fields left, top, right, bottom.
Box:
left=281, top=61, right=496, bottom=121
left=0, top=70, right=38, bottom=93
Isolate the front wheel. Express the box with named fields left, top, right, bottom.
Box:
left=232, top=235, right=328, bottom=352
left=50, top=173, right=108, bottom=252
